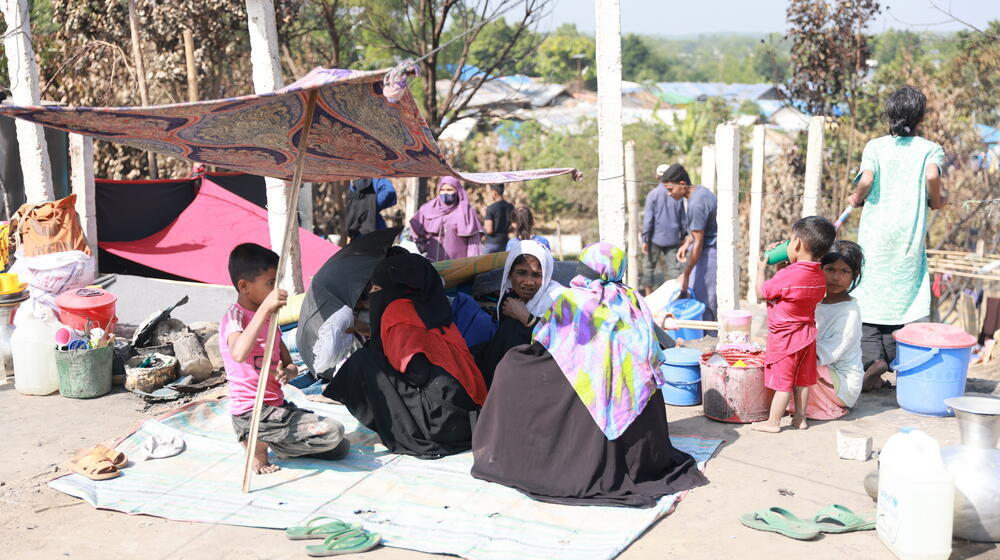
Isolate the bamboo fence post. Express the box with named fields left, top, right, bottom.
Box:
left=746, top=125, right=765, bottom=304
left=127, top=0, right=159, bottom=179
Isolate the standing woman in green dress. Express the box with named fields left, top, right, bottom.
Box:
left=847, top=86, right=947, bottom=391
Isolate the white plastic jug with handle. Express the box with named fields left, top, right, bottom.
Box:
left=877, top=427, right=954, bottom=560
left=11, top=308, right=61, bottom=395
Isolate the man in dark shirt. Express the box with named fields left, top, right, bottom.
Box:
left=483, top=184, right=514, bottom=254
left=664, top=164, right=718, bottom=322
left=641, top=164, right=687, bottom=296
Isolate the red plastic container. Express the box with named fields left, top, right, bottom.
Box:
left=700, top=349, right=769, bottom=423
left=55, top=288, right=117, bottom=331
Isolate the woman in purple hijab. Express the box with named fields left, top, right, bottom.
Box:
left=410, top=176, right=484, bottom=261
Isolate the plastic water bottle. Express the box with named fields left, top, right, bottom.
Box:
left=12, top=309, right=61, bottom=395
left=877, top=427, right=954, bottom=560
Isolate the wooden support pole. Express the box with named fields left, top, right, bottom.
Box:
left=803, top=116, right=824, bottom=217
left=625, top=140, right=640, bottom=287
left=715, top=123, right=740, bottom=313
left=594, top=0, right=626, bottom=249
left=182, top=28, right=198, bottom=103
left=746, top=125, right=765, bottom=304
left=0, top=0, right=54, bottom=203
left=701, top=144, right=716, bottom=193
left=241, top=90, right=319, bottom=493
left=69, top=134, right=97, bottom=259
left=246, top=0, right=304, bottom=294
left=127, top=0, right=159, bottom=179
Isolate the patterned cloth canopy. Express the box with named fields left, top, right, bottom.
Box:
left=0, top=66, right=579, bottom=184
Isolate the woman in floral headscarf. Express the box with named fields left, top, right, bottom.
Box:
left=409, top=176, right=483, bottom=261
left=471, top=242, right=707, bottom=507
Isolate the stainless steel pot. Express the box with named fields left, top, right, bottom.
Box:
left=941, top=394, right=1000, bottom=542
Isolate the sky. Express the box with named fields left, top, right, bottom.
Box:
left=538, top=0, right=1000, bottom=37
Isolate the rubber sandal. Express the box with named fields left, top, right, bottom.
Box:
left=285, top=517, right=361, bottom=541
left=812, top=504, right=875, bottom=533
left=73, top=444, right=127, bottom=468
left=305, top=528, right=381, bottom=557
left=739, top=507, right=820, bottom=540
left=68, top=452, right=121, bottom=481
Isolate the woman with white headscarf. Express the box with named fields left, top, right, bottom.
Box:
left=473, top=239, right=564, bottom=386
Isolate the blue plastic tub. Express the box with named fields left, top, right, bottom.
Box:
left=661, top=347, right=702, bottom=406
left=892, top=323, right=976, bottom=417
left=665, top=298, right=706, bottom=342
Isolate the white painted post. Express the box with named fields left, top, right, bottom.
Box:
left=298, top=183, right=314, bottom=232
left=714, top=123, right=740, bottom=313
left=1, top=0, right=54, bottom=203
left=746, top=125, right=765, bottom=305
left=246, top=0, right=303, bottom=294
left=69, top=134, right=97, bottom=258
left=594, top=0, right=626, bottom=249
left=404, top=177, right=420, bottom=222
left=624, top=140, right=639, bottom=287
left=803, top=116, right=824, bottom=217
left=700, top=144, right=715, bottom=193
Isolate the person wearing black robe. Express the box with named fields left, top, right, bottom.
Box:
left=323, top=252, right=488, bottom=459
left=473, top=239, right=564, bottom=386
left=472, top=242, right=708, bottom=507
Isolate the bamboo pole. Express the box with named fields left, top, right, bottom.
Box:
left=127, top=0, right=159, bottom=179
left=241, top=90, right=319, bottom=493
left=183, top=28, right=198, bottom=103
left=927, top=268, right=1000, bottom=282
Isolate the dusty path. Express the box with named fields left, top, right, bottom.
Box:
left=3, top=374, right=997, bottom=560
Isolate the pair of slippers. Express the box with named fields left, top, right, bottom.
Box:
left=285, top=517, right=381, bottom=557
left=68, top=444, right=127, bottom=481
left=740, top=504, right=875, bottom=540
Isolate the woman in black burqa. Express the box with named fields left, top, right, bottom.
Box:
left=323, top=252, right=488, bottom=459
left=471, top=242, right=708, bottom=507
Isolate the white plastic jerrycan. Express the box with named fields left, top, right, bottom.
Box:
left=11, top=308, right=61, bottom=395
left=877, top=427, right=954, bottom=560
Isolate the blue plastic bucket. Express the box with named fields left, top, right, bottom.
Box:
left=665, top=298, right=705, bottom=341
left=661, top=347, right=702, bottom=406
left=892, top=323, right=976, bottom=417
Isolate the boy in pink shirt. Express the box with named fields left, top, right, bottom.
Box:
left=753, top=217, right=836, bottom=433
left=221, top=243, right=348, bottom=474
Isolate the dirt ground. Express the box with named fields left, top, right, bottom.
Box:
left=2, top=367, right=998, bottom=560
left=3, top=280, right=998, bottom=559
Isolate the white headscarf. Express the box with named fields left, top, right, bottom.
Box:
left=498, top=239, right=565, bottom=317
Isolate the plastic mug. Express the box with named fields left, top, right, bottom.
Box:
left=0, top=273, right=20, bottom=293
left=765, top=240, right=790, bottom=265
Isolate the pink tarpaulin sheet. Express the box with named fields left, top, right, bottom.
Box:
left=100, top=178, right=337, bottom=287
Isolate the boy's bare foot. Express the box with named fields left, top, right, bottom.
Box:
left=244, top=439, right=280, bottom=474
left=751, top=422, right=781, bottom=433
left=255, top=461, right=281, bottom=474
left=791, top=415, right=808, bottom=430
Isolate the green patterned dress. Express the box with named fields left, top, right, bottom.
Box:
left=853, top=135, right=944, bottom=325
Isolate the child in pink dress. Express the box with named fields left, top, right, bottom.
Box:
left=753, top=217, right=836, bottom=433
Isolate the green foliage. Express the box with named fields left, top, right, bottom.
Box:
left=466, top=19, right=539, bottom=77
left=737, top=99, right=763, bottom=117
left=751, top=34, right=790, bottom=83
left=535, top=24, right=595, bottom=83
left=622, top=34, right=677, bottom=83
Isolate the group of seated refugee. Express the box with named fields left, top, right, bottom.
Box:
left=219, top=216, right=868, bottom=508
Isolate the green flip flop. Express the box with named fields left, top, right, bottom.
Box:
left=285, top=517, right=361, bottom=541
left=739, top=507, right=821, bottom=540
left=812, top=504, right=876, bottom=533
left=305, top=528, right=382, bottom=557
